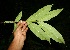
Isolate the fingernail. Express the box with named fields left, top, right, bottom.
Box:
left=20, top=20, right=22, bottom=23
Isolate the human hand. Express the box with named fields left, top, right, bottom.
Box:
left=8, top=20, right=28, bottom=50
left=13, top=20, right=28, bottom=46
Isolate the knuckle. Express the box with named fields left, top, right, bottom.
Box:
left=23, top=21, right=26, bottom=24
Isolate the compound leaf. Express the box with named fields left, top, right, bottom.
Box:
left=3, top=4, right=65, bottom=44
left=26, top=4, right=65, bottom=44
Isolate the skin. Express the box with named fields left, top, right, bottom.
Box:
left=8, top=20, right=28, bottom=50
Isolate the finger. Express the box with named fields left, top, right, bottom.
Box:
left=17, top=23, right=23, bottom=29
left=17, top=20, right=22, bottom=26
left=24, top=27, right=28, bottom=32
left=17, top=20, right=26, bottom=26
left=22, top=21, right=26, bottom=25
left=22, top=27, right=28, bottom=35
left=22, top=23, right=28, bottom=31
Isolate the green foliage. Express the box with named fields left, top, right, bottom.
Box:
left=13, top=11, right=22, bottom=32
left=3, top=4, right=65, bottom=44
left=15, top=11, right=22, bottom=22
left=13, top=23, right=17, bottom=32
left=4, top=11, right=22, bottom=32
left=28, top=22, right=50, bottom=42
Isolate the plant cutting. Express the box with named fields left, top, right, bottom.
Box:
left=3, top=4, right=65, bottom=44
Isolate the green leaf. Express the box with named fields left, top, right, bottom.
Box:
left=27, top=22, right=65, bottom=44
left=38, top=22, right=65, bottom=44
left=15, top=11, right=22, bottom=22
left=38, top=9, right=63, bottom=21
left=26, top=4, right=63, bottom=22
left=13, top=23, right=17, bottom=32
left=26, top=4, right=53, bottom=22
left=28, top=22, right=50, bottom=42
